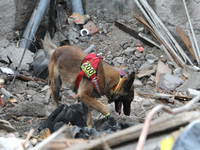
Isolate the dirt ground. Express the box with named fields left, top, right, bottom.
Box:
left=0, top=8, right=193, bottom=148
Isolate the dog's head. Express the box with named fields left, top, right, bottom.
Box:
left=108, top=71, right=135, bottom=116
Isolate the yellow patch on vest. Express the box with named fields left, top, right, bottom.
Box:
left=81, top=61, right=96, bottom=78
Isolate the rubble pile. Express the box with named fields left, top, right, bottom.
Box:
left=0, top=0, right=200, bottom=150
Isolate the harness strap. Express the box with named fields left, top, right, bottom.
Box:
left=92, top=77, right=104, bottom=96
left=75, top=54, right=104, bottom=96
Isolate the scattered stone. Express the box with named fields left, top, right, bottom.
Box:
left=146, top=54, right=158, bottom=63
left=134, top=79, right=143, bottom=88
left=135, top=51, right=144, bottom=58
left=138, top=61, right=153, bottom=71
left=112, top=57, right=124, bottom=66
left=26, top=81, right=39, bottom=88
left=123, top=47, right=137, bottom=55
left=0, top=38, right=9, bottom=48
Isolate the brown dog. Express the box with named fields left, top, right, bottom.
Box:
left=44, top=32, right=135, bottom=127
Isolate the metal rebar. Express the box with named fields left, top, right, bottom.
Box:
left=183, top=0, right=200, bottom=61
left=9, top=6, right=37, bottom=91
left=141, top=0, right=193, bottom=65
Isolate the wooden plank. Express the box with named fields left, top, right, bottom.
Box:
left=114, top=20, right=153, bottom=46
left=176, top=27, right=197, bottom=61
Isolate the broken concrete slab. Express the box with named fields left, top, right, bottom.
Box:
left=6, top=45, right=33, bottom=71
left=176, top=72, right=200, bottom=92
left=158, top=73, right=184, bottom=92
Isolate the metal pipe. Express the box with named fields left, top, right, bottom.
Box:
left=141, top=0, right=193, bottom=65
left=71, top=0, right=84, bottom=15
left=84, top=44, right=95, bottom=54
left=183, top=0, right=200, bottom=61
left=134, top=0, right=185, bottom=66
left=19, top=0, right=50, bottom=49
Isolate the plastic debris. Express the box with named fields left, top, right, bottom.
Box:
left=0, top=67, right=14, bottom=75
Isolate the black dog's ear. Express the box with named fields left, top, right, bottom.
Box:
left=125, top=71, right=135, bottom=90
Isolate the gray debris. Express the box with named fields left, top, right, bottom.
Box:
left=134, top=79, right=143, bottom=88
left=6, top=45, right=33, bottom=71
left=113, top=57, right=124, bottom=66
left=146, top=54, right=158, bottom=63
left=173, top=67, right=183, bottom=78
left=0, top=38, right=9, bottom=48
left=176, top=72, right=200, bottom=92
left=187, top=88, right=200, bottom=97
left=159, top=73, right=184, bottom=92
left=135, top=51, right=144, bottom=58
left=123, top=47, right=137, bottom=55
left=7, top=101, right=46, bottom=117
left=138, top=61, right=153, bottom=71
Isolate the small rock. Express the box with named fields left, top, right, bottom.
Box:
left=112, top=57, right=124, bottom=66
left=134, top=60, right=142, bottom=68
left=106, top=54, right=113, bottom=61
left=0, top=39, right=9, bottom=48
left=26, top=81, right=39, bottom=88
left=138, top=61, right=153, bottom=71
left=146, top=54, right=158, bottom=63
left=123, top=47, right=137, bottom=55
left=135, top=51, right=144, bottom=58
left=134, top=79, right=143, bottom=88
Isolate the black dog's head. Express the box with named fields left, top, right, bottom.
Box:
left=108, top=71, right=135, bottom=116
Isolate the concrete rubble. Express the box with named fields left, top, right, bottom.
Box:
left=0, top=0, right=200, bottom=150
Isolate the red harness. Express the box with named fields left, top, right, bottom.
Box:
left=75, top=53, right=104, bottom=96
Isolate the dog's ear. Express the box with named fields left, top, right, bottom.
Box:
left=125, top=71, right=135, bottom=90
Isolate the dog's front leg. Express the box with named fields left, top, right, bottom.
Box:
left=82, top=102, right=92, bottom=127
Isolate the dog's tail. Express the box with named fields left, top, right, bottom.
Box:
left=43, top=31, right=57, bottom=60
